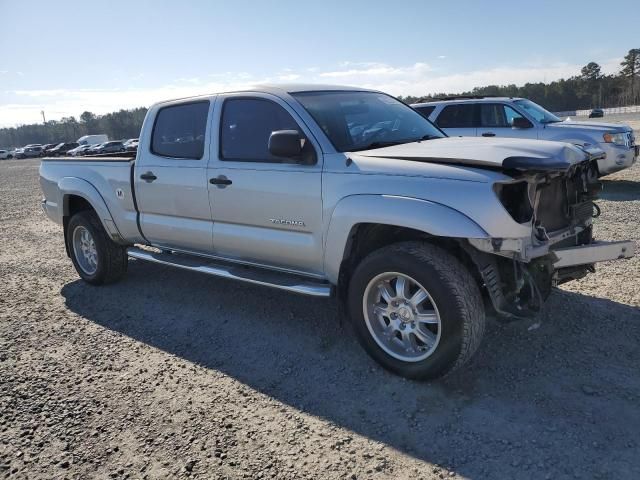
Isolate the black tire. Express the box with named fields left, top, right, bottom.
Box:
left=66, top=210, right=128, bottom=285
left=347, top=241, right=485, bottom=380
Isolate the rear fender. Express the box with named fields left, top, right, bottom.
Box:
left=323, top=194, right=489, bottom=283
left=58, top=177, right=123, bottom=243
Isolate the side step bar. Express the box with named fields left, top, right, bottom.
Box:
left=127, top=247, right=332, bottom=297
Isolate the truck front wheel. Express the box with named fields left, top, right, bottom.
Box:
left=67, top=210, right=128, bottom=285
left=347, top=241, right=485, bottom=380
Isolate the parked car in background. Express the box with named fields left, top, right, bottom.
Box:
left=67, top=145, right=91, bottom=156
left=0, top=149, right=12, bottom=159
left=40, top=85, right=634, bottom=380
left=412, top=96, right=637, bottom=176
left=16, top=146, right=43, bottom=159
left=92, top=140, right=126, bottom=154
left=84, top=143, right=106, bottom=155
left=48, top=142, right=79, bottom=156
left=41, top=143, right=61, bottom=156
left=77, top=134, right=109, bottom=146
left=125, top=139, right=139, bottom=152
left=589, top=108, right=604, bottom=118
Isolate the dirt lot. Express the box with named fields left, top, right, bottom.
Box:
left=1, top=151, right=639, bottom=479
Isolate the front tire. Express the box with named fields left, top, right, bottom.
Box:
left=348, top=242, right=485, bottom=380
left=67, top=210, right=128, bottom=285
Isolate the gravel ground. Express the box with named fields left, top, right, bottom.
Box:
left=1, top=152, right=639, bottom=480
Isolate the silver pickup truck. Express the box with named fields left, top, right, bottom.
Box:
left=40, top=85, right=634, bottom=380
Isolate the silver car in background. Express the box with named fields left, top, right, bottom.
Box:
left=412, top=96, right=637, bottom=176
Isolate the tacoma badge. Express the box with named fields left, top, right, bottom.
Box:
left=269, top=218, right=305, bottom=227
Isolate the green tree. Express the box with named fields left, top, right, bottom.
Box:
left=580, top=62, right=602, bottom=81
left=620, top=48, right=640, bottom=101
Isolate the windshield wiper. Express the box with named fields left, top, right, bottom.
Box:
left=350, top=134, right=442, bottom=152
left=414, top=134, right=441, bottom=141
left=350, top=141, right=405, bottom=152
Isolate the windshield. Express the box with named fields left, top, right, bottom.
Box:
left=291, top=91, right=444, bottom=152
left=513, top=99, right=561, bottom=124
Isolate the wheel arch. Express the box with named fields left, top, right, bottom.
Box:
left=324, top=194, right=489, bottom=285
left=58, top=177, right=124, bottom=255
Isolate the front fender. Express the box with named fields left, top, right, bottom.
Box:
left=323, top=194, right=488, bottom=283
left=58, top=176, right=123, bottom=241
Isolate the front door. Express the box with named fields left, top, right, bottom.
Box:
left=207, top=93, right=324, bottom=275
left=477, top=103, right=538, bottom=139
left=135, top=99, right=215, bottom=253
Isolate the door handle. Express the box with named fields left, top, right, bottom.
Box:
left=481, top=132, right=496, bottom=137
left=209, top=176, right=232, bottom=187
left=140, top=171, right=157, bottom=182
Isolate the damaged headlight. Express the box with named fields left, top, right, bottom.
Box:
left=493, top=181, right=534, bottom=223
left=603, top=132, right=627, bottom=146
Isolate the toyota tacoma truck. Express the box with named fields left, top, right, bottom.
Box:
left=40, top=85, right=635, bottom=380
left=412, top=96, right=638, bottom=176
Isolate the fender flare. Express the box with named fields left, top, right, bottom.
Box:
left=323, top=194, right=489, bottom=284
left=58, top=176, right=123, bottom=242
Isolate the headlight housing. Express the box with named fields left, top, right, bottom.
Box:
left=493, top=181, right=534, bottom=223
left=603, top=132, right=627, bottom=146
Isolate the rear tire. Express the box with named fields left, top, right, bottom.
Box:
left=67, top=210, right=128, bottom=285
left=347, top=241, right=485, bottom=380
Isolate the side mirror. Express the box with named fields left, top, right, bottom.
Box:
left=512, top=117, right=533, bottom=129
left=268, top=130, right=302, bottom=158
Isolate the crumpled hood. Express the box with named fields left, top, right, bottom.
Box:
left=548, top=119, right=631, bottom=133
left=353, top=136, right=602, bottom=172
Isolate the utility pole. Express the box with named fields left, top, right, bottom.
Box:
left=41, top=110, right=46, bottom=123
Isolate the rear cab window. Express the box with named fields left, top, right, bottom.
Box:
left=151, top=101, right=210, bottom=159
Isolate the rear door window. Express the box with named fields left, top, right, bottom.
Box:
left=151, top=101, right=209, bottom=159
left=435, top=104, right=476, bottom=128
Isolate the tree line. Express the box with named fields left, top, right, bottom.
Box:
left=1, top=48, right=638, bottom=149
left=0, top=108, right=148, bottom=149
left=399, top=48, right=640, bottom=111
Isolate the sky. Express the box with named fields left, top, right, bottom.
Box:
left=0, top=0, right=637, bottom=127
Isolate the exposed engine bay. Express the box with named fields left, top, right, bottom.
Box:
left=466, top=154, right=606, bottom=319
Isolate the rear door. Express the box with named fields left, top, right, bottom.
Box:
left=477, top=103, right=537, bottom=139
left=206, top=93, right=324, bottom=275
left=433, top=103, right=477, bottom=137
left=134, top=99, right=215, bottom=254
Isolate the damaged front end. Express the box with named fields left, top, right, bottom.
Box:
left=465, top=146, right=634, bottom=319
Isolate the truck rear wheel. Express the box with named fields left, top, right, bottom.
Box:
left=347, top=241, right=485, bottom=380
left=67, top=210, right=128, bottom=285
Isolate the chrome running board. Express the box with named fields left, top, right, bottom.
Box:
left=127, top=247, right=332, bottom=297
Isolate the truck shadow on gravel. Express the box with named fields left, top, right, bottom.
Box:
left=61, top=260, right=640, bottom=479
left=600, top=179, right=640, bottom=201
